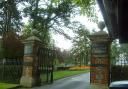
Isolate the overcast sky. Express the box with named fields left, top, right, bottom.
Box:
left=52, top=4, right=104, bottom=50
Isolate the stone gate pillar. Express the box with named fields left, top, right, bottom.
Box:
left=89, top=22, right=112, bottom=85
left=20, top=36, right=42, bottom=87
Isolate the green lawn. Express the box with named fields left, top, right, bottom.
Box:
left=0, top=83, right=18, bottom=89
left=0, top=70, right=89, bottom=89
left=53, top=69, right=90, bottom=80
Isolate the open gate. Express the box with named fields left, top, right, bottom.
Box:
left=38, top=47, right=55, bottom=84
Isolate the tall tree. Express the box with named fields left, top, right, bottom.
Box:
left=0, top=0, right=24, bottom=58
left=0, top=0, right=96, bottom=36
left=0, top=0, right=22, bottom=35
left=21, top=22, right=51, bottom=46
left=21, top=0, right=77, bottom=46
left=71, top=26, right=90, bottom=66
left=21, top=0, right=97, bottom=44
left=111, top=40, right=120, bottom=65
left=111, top=40, right=128, bottom=65
left=120, top=43, right=128, bottom=62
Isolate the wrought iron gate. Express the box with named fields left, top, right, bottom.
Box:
left=38, top=47, right=55, bottom=84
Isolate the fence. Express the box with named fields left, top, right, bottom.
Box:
left=0, top=58, right=23, bottom=83
left=110, top=58, right=128, bottom=82
left=0, top=47, right=55, bottom=84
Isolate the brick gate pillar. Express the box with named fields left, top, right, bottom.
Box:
left=20, top=36, right=42, bottom=87
left=89, top=21, right=112, bottom=85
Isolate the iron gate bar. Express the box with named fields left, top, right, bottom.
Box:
left=37, top=47, right=55, bottom=84
left=0, top=58, right=23, bottom=83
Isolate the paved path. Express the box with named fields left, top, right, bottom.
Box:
left=19, top=73, right=108, bottom=89
left=33, top=73, right=90, bottom=89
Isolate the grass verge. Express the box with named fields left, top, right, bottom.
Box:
left=0, top=83, right=18, bottom=89
left=53, top=69, right=90, bottom=80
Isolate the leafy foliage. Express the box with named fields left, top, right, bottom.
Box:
left=0, top=0, right=97, bottom=58
left=0, top=0, right=96, bottom=36
left=21, top=0, right=78, bottom=46
left=111, top=40, right=128, bottom=65
left=3, top=31, right=24, bottom=58
left=111, top=40, right=120, bottom=65
left=21, top=22, right=51, bottom=46
left=0, top=0, right=22, bottom=35
left=71, top=26, right=90, bottom=66
left=120, top=43, right=128, bottom=62
left=53, top=0, right=97, bottom=22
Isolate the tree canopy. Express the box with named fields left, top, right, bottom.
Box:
left=53, top=0, right=96, bottom=17
left=0, top=0, right=22, bottom=35
left=71, top=26, right=90, bottom=66
left=111, top=40, right=128, bottom=65
left=0, top=0, right=97, bottom=58
left=0, top=0, right=96, bottom=37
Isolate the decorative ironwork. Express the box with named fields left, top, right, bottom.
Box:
left=0, top=58, right=23, bottom=83
left=37, top=47, right=55, bottom=84
left=110, top=58, right=128, bottom=82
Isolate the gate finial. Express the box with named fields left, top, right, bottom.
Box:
left=98, top=21, right=105, bottom=31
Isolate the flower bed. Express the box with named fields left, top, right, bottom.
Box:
left=69, top=66, right=90, bottom=70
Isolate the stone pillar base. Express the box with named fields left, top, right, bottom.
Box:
left=89, top=84, right=108, bottom=89
left=20, top=76, right=35, bottom=88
